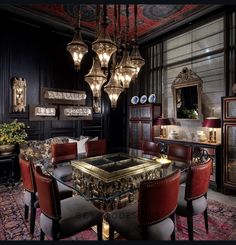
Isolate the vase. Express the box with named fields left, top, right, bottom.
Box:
left=0, top=144, right=15, bottom=156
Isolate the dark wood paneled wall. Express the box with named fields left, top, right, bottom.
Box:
left=0, top=9, right=126, bottom=153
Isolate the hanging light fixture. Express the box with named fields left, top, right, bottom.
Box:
left=104, top=63, right=124, bottom=109
left=92, top=4, right=117, bottom=70
left=115, top=4, right=136, bottom=89
left=84, top=56, right=107, bottom=113
left=84, top=5, right=107, bottom=113
left=67, top=5, right=88, bottom=71
left=67, top=4, right=145, bottom=110
left=104, top=5, right=124, bottom=109
left=130, top=4, right=145, bottom=78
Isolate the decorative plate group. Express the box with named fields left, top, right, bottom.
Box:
left=131, top=94, right=156, bottom=105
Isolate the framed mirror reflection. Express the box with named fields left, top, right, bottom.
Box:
left=172, top=67, right=203, bottom=120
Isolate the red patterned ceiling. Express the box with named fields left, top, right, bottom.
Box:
left=19, top=4, right=209, bottom=41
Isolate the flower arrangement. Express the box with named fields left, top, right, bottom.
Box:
left=0, top=119, right=28, bottom=145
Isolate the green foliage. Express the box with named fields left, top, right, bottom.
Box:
left=181, top=108, right=198, bottom=119
left=0, top=119, right=28, bottom=145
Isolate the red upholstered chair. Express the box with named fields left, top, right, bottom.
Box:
left=51, top=142, right=77, bottom=181
left=175, top=158, right=213, bottom=240
left=33, top=165, right=103, bottom=241
left=167, top=143, right=192, bottom=165
left=142, top=140, right=161, bottom=159
left=106, top=170, right=180, bottom=240
left=19, top=157, right=73, bottom=236
left=85, top=139, right=107, bottom=157
left=19, top=157, right=37, bottom=235
left=167, top=143, right=192, bottom=183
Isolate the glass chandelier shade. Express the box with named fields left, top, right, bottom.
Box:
left=116, top=50, right=136, bottom=89
left=92, top=24, right=117, bottom=70
left=84, top=56, right=107, bottom=113
left=67, top=28, right=88, bottom=71
left=130, top=44, right=145, bottom=78
left=104, top=67, right=124, bottom=108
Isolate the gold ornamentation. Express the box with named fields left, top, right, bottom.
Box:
left=12, top=77, right=26, bottom=112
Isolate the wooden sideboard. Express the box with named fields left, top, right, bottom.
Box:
left=154, top=137, right=222, bottom=191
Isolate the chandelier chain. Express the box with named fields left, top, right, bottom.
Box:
left=134, top=4, right=138, bottom=42
left=77, top=5, right=80, bottom=29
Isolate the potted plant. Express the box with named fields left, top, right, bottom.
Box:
left=0, top=119, right=28, bottom=155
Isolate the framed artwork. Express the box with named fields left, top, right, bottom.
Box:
left=59, top=106, right=93, bottom=120
left=41, top=87, right=87, bottom=106
left=12, top=77, right=27, bottom=112
left=223, top=96, right=236, bottom=121
left=29, top=105, right=58, bottom=121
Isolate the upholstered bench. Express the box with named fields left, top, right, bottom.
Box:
left=20, top=136, right=99, bottom=181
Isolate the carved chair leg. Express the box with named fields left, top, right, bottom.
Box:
left=109, top=226, right=115, bottom=240
left=204, top=208, right=208, bottom=233
left=30, top=193, right=36, bottom=235
left=40, top=229, right=45, bottom=241
left=24, top=204, right=29, bottom=220
left=170, top=213, right=176, bottom=241
left=187, top=215, right=194, bottom=241
left=97, top=221, right=103, bottom=240
left=30, top=207, right=36, bottom=235
left=52, top=221, right=60, bottom=240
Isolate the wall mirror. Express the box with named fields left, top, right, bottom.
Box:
left=172, top=67, right=203, bottom=120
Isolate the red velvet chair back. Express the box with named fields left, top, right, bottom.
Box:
left=85, top=139, right=107, bottom=157
left=51, top=142, right=77, bottom=165
left=19, top=157, right=37, bottom=193
left=138, top=170, right=180, bottom=225
left=33, top=165, right=61, bottom=219
left=185, top=158, right=212, bottom=201
left=167, top=144, right=192, bottom=165
left=142, top=141, right=161, bottom=157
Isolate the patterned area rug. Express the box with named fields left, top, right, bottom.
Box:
left=1, top=185, right=236, bottom=240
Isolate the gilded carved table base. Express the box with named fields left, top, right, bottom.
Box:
left=72, top=167, right=161, bottom=212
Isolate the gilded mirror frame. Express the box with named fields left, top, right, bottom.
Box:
left=172, top=67, right=203, bottom=120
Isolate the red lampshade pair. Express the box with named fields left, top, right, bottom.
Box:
left=202, top=117, right=221, bottom=128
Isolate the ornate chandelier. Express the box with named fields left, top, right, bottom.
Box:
left=84, top=6, right=107, bottom=113
left=84, top=56, right=107, bottom=113
left=104, top=5, right=124, bottom=108
left=67, top=5, right=88, bottom=71
left=130, top=4, right=145, bottom=78
left=104, top=71, right=124, bottom=109
left=115, top=4, right=136, bottom=89
left=104, top=63, right=124, bottom=109
left=92, top=5, right=117, bottom=70
left=67, top=4, right=145, bottom=110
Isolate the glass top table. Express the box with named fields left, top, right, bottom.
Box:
left=44, top=153, right=187, bottom=239
left=45, top=152, right=186, bottom=211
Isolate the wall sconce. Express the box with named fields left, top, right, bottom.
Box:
left=203, top=117, right=221, bottom=143
left=156, top=118, right=171, bottom=138
left=12, top=77, right=27, bottom=112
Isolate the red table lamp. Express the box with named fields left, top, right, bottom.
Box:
left=203, top=117, right=221, bottom=143
left=156, top=118, right=171, bottom=138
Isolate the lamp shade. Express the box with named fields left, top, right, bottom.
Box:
left=203, top=117, right=221, bottom=128
left=66, top=28, right=88, bottom=71
left=156, top=118, right=171, bottom=126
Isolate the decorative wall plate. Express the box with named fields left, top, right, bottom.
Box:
left=148, top=94, right=156, bottom=103
left=131, top=96, right=139, bottom=105
left=140, top=95, right=147, bottom=104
